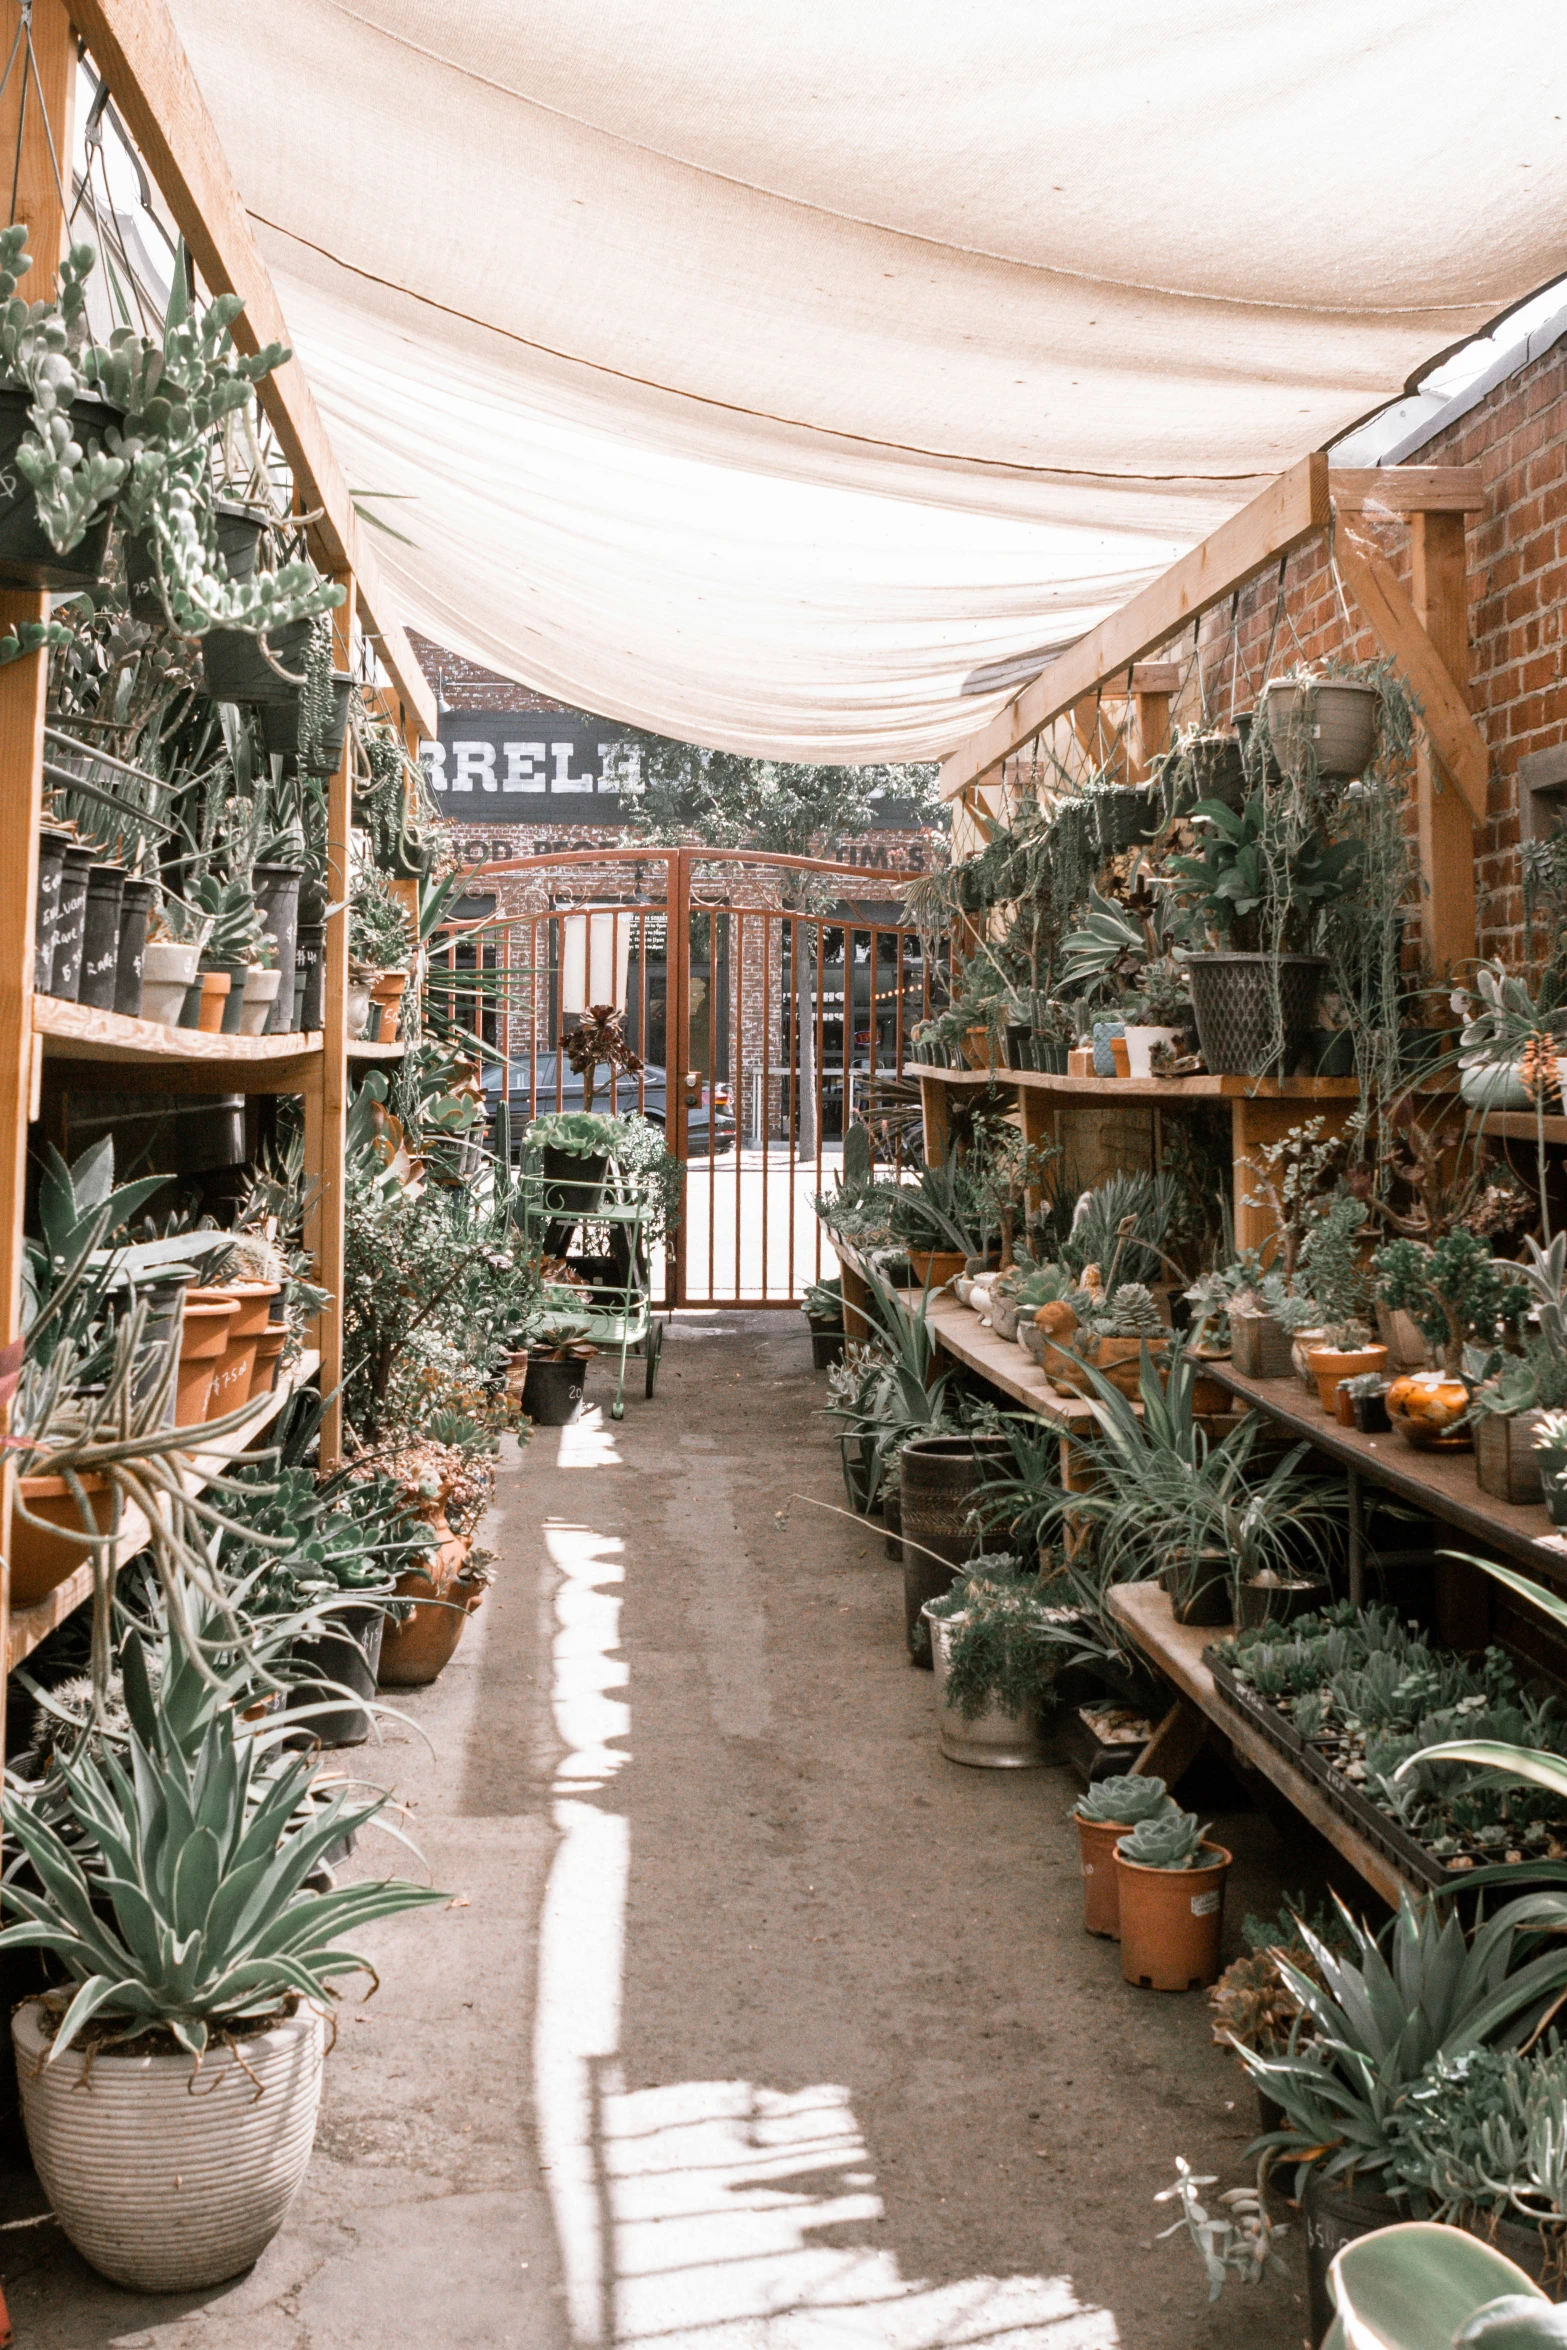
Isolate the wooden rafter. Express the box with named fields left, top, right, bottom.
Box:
left=1332, top=519, right=1489, bottom=828
left=68, top=0, right=437, bottom=740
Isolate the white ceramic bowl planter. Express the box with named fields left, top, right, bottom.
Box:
left=13, top=2000, right=324, bottom=2292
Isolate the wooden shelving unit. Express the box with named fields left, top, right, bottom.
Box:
left=347, top=1039, right=407, bottom=1064
left=7, top=1350, right=321, bottom=1670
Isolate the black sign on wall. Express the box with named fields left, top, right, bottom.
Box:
left=422, top=709, right=934, bottom=831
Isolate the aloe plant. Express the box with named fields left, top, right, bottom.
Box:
left=1074, top=1772, right=1172, bottom=1826
left=1321, top=2221, right=1557, bottom=2349
left=1118, top=1808, right=1209, bottom=1868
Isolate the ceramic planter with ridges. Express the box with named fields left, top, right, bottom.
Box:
left=898, top=1434, right=1011, bottom=1667
left=14, top=1999, right=323, bottom=2292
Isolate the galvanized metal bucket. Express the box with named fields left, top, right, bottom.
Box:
left=924, top=1605, right=1048, bottom=1767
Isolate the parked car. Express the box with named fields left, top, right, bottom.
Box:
left=483, top=1055, right=736, bottom=1154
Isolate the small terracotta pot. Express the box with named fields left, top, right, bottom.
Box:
left=376, top=1527, right=485, bottom=1687
left=1116, top=1840, right=1232, bottom=1991
left=369, top=969, right=409, bottom=1042
left=205, top=1280, right=280, bottom=1340
left=206, top=1331, right=262, bottom=1421
left=1334, top=1382, right=1358, bottom=1427
left=906, top=1249, right=965, bottom=1290
left=1109, top=1036, right=1131, bottom=1078
left=1075, top=1813, right=1131, bottom=1939
left=1305, top=1343, right=1386, bottom=1415
left=196, top=969, right=232, bottom=1032
left=175, top=1299, right=239, bottom=1426
left=12, top=1473, right=114, bottom=1607
left=248, top=1325, right=288, bottom=1400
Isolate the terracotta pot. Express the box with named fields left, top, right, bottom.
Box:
left=11, top=1473, right=115, bottom=1607
left=247, top=1324, right=288, bottom=1400
left=1289, top=1328, right=1330, bottom=1389
left=369, top=969, right=409, bottom=1042
left=1305, top=1343, right=1387, bottom=1415
left=202, top=1280, right=281, bottom=1340
left=504, top=1349, right=530, bottom=1399
left=196, top=969, right=231, bottom=1031
left=906, top=1249, right=965, bottom=1290
left=1387, top=1371, right=1472, bottom=1451
left=175, top=1299, right=239, bottom=1425
left=1115, top=1840, right=1232, bottom=1991
left=376, top=1526, right=485, bottom=1687
left=206, top=1332, right=262, bottom=1421
left=1075, top=1813, right=1130, bottom=1939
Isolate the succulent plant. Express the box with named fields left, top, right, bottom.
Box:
left=1075, top=1772, right=1173, bottom=1826
left=1118, top=1807, right=1209, bottom=1869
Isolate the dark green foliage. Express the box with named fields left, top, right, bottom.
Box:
left=927, top=1564, right=1080, bottom=1720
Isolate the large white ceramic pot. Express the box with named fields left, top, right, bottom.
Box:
left=14, top=1999, right=323, bottom=2291
left=138, top=938, right=200, bottom=1026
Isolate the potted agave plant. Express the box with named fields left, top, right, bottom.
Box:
left=0, top=1632, right=443, bottom=2293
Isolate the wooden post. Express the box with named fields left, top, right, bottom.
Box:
left=1408, top=510, right=1479, bottom=979
left=1231, top=1094, right=1357, bottom=1257
left=1129, top=663, right=1179, bottom=784
left=918, top=1072, right=950, bottom=1167
left=0, top=0, right=76, bottom=1754
left=305, top=574, right=355, bottom=1466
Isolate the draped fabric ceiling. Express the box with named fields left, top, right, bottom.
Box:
left=167, top=0, right=1565, bottom=759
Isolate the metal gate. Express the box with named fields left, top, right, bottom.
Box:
left=433, top=848, right=934, bottom=1306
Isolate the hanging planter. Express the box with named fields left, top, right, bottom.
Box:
left=0, top=385, right=120, bottom=589
left=1182, top=732, right=1245, bottom=811
left=1186, top=952, right=1325, bottom=1077
left=1261, top=676, right=1380, bottom=781
left=259, top=671, right=353, bottom=774
left=201, top=617, right=313, bottom=706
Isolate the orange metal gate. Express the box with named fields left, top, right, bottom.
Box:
left=433, top=848, right=935, bottom=1306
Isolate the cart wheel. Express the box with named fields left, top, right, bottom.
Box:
left=611, top=1399, right=625, bottom=1421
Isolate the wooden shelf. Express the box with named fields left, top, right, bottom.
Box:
left=35, top=997, right=323, bottom=1090
left=7, top=1349, right=321, bottom=1670
left=1203, top=1360, right=1567, bottom=1583
left=1108, top=1582, right=1415, bottom=1908
left=348, top=1039, right=406, bottom=1063
left=1478, top=1111, right=1567, bottom=1145
left=904, top=1062, right=1361, bottom=1103
left=918, top=1291, right=1096, bottom=1424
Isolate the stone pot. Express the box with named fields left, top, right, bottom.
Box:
left=14, top=1997, right=323, bottom=2292
left=139, top=938, right=201, bottom=1025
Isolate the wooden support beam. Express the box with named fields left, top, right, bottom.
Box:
left=305, top=573, right=355, bottom=1468
left=1333, top=518, right=1490, bottom=832
left=1329, top=467, right=1487, bottom=515
left=1408, top=509, right=1480, bottom=975
left=940, top=454, right=1330, bottom=798
left=67, top=0, right=437, bottom=741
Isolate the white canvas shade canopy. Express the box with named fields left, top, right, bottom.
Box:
left=166, top=0, right=1567, bottom=758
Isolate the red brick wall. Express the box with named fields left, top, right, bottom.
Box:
left=1165, top=333, right=1567, bottom=968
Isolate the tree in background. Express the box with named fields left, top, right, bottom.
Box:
left=614, top=731, right=942, bottom=1152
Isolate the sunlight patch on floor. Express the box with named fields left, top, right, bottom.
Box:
left=558, top=1405, right=624, bottom=1469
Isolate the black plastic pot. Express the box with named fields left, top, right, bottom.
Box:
left=215, top=501, right=268, bottom=580
left=840, top=1429, right=878, bottom=1514
left=295, top=921, right=326, bottom=1032
left=1302, top=2172, right=1401, bottom=2346
left=899, top=1434, right=1011, bottom=1667
left=113, top=877, right=157, bottom=1017
left=0, top=385, right=118, bottom=588
left=201, top=617, right=313, bottom=706
left=1187, top=953, right=1326, bottom=1078
left=542, top=1146, right=609, bottom=1258
left=1183, top=732, right=1246, bottom=811
left=883, top=1474, right=903, bottom=1561
left=252, top=865, right=303, bottom=1033
left=1165, top=1555, right=1234, bottom=1627
left=33, top=827, right=68, bottom=992
left=1352, top=1387, right=1392, bottom=1435
left=1234, top=708, right=1283, bottom=788
left=129, top=1272, right=192, bottom=1427
left=809, top=1324, right=845, bottom=1370
left=288, top=1606, right=386, bottom=1748
left=260, top=671, right=352, bottom=775
left=177, top=975, right=205, bottom=1028
left=522, top=1353, right=588, bottom=1426
left=76, top=866, right=125, bottom=1011
left=1237, top=1575, right=1332, bottom=1632
left=1004, top=1022, right=1030, bottom=1069
left=48, top=845, right=94, bottom=1001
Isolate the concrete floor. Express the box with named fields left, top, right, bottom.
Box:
left=3, top=1310, right=1351, bottom=2350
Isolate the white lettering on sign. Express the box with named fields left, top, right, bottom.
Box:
left=421, top=742, right=447, bottom=791
left=552, top=741, right=594, bottom=794
left=595, top=742, right=622, bottom=796
left=503, top=741, right=548, bottom=792
left=453, top=742, right=498, bottom=794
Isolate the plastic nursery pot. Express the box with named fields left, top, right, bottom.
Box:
left=899, top=1433, right=1011, bottom=1668
left=1114, top=1840, right=1231, bottom=1991
left=174, top=1298, right=239, bottom=1426
left=1299, top=2170, right=1404, bottom=2350
left=1540, top=1453, right=1567, bottom=1530
left=13, top=1997, right=324, bottom=2293
left=33, top=826, right=69, bottom=991
left=259, top=670, right=352, bottom=774
left=287, top=1604, right=386, bottom=1748
left=1236, top=1574, right=1332, bottom=1632
left=295, top=922, right=326, bottom=1032
left=1163, top=1555, right=1233, bottom=1628
left=200, top=617, right=313, bottom=706
left=48, top=844, right=94, bottom=1001
left=1185, top=952, right=1326, bottom=1078
left=76, top=866, right=125, bottom=1011
left=1353, top=1384, right=1392, bottom=1434
left=11, top=1474, right=116, bottom=1607
left=1305, top=1343, right=1387, bottom=1415
left=370, top=969, right=409, bottom=1042
left=248, top=1324, right=289, bottom=1401
left=923, top=1605, right=1048, bottom=1768
left=521, top=1352, right=589, bottom=1427
left=0, top=386, right=119, bottom=588
left=251, top=866, right=304, bottom=1033
left=1074, top=1814, right=1132, bottom=1939
left=112, top=876, right=157, bottom=1017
